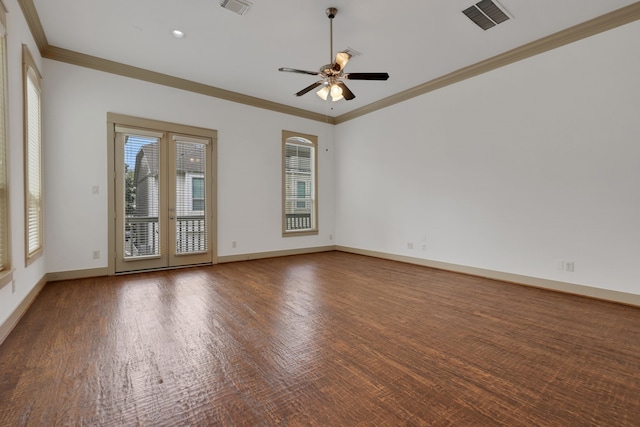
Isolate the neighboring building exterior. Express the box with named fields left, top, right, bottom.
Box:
left=127, top=141, right=206, bottom=256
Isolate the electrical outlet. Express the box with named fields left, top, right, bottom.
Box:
left=329, top=234, right=333, bottom=241
left=565, top=261, right=574, bottom=272
left=232, top=241, right=237, bottom=248
left=407, top=242, right=413, bottom=250
left=92, top=250, right=100, bottom=259
left=421, top=244, right=427, bottom=251
left=91, top=185, right=99, bottom=195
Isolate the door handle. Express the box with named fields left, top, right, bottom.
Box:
left=169, top=215, right=175, bottom=220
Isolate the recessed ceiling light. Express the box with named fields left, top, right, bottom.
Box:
left=171, top=29, right=186, bottom=39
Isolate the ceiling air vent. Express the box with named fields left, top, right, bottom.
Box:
left=220, top=0, right=252, bottom=16
left=342, top=47, right=362, bottom=59
left=463, top=0, right=510, bottom=30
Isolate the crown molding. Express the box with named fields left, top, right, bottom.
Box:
left=43, top=45, right=335, bottom=124
left=17, top=0, right=333, bottom=124
left=18, top=0, right=640, bottom=125
left=334, top=1, right=640, bottom=124
left=17, top=0, right=47, bottom=53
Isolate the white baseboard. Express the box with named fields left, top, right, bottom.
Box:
left=335, top=246, right=640, bottom=307
left=46, top=267, right=110, bottom=282
left=218, top=246, right=335, bottom=263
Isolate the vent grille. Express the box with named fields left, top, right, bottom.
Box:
left=477, top=0, right=509, bottom=24
left=463, top=0, right=510, bottom=30
left=220, top=0, right=252, bottom=16
left=342, top=47, right=362, bottom=58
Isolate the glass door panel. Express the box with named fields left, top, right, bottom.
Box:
left=169, top=134, right=213, bottom=267
left=124, top=135, right=161, bottom=258
left=115, top=128, right=168, bottom=272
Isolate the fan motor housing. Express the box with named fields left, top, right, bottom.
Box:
left=321, top=64, right=339, bottom=76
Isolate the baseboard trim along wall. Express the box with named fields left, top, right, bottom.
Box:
left=335, top=246, right=640, bottom=308
left=40, top=246, right=335, bottom=283
left=0, top=275, right=47, bottom=346
left=46, top=267, right=110, bottom=282
left=217, top=246, right=335, bottom=264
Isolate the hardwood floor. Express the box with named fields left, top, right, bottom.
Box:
left=1, top=251, right=639, bottom=426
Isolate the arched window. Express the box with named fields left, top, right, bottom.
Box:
left=282, top=131, right=318, bottom=235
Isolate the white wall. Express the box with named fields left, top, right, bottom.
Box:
left=0, top=0, right=47, bottom=328
left=42, top=61, right=335, bottom=273
left=335, top=20, right=640, bottom=296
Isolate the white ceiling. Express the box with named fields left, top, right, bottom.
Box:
left=32, top=0, right=638, bottom=117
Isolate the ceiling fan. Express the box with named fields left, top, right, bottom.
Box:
left=278, top=7, right=389, bottom=102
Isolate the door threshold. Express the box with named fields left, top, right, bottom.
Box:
left=115, top=262, right=214, bottom=275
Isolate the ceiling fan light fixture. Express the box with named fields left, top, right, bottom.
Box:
left=316, top=83, right=344, bottom=102
left=330, top=84, right=343, bottom=100
left=317, top=85, right=330, bottom=100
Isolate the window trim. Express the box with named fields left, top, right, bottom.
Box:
left=282, top=130, right=318, bottom=237
left=23, top=45, right=44, bottom=264
left=0, top=1, right=5, bottom=31
left=0, top=6, right=11, bottom=287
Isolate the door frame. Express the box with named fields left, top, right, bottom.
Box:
left=107, top=113, right=218, bottom=275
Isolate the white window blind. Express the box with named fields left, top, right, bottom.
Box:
left=174, top=136, right=208, bottom=254
left=0, top=22, right=8, bottom=271
left=122, top=133, right=161, bottom=258
left=24, top=48, right=43, bottom=259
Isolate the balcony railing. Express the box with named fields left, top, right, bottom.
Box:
left=125, top=215, right=207, bottom=257
left=285, top=213, right=312, bottom=231
left=125, top=217, right=159, bottom=257
left=176, top=216, right=207, bottom=253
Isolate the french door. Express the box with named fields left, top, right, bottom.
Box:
left=114, top=125, right=215, bottom=273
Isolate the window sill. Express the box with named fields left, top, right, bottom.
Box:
left=26, top=247, right=44, bottom=266
left=0, top=268, right=13, bottom=289
left=282, top=230, right=319, bottom=237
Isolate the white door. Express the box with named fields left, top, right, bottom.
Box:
left=114, top=126, right=214, bottom=273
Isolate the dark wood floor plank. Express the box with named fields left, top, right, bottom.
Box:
left=1, top=251, right=640, bottom=425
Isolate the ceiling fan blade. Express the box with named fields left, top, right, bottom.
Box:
left=344, top=72, right=390, bottom=81
left=295, top=81, right=324, bottom=97
left=336, top=82, right=355, bottom=100
left=279, top=67, right=322, bottom=77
